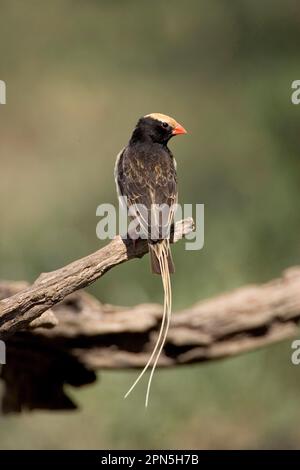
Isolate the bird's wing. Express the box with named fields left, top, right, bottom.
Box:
left=116, top=148, right=177, bottom=240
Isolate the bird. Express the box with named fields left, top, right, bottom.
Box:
left=115, top=113, right=187, bottom=406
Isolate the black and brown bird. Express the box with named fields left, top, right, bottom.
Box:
left=115, top=113, right=187, bottom=406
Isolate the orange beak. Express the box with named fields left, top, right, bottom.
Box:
left=172, top=122, right=187, bottom=136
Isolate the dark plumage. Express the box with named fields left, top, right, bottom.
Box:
left=114, top=113, right=187, bottom=406
left=115, top=113, right=186, bottom=273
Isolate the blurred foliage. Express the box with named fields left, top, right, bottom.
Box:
left=0, top=0, right=300, bottom=449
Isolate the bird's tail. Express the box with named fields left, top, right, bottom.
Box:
left=124, top=240, right=173, bottom=407
left=149, top=241, right=175, bottom=275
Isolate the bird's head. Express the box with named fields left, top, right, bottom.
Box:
left=131, top=113, right=187, bottom=145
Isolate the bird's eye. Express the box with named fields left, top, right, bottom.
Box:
left=162, top=122, right=169, bottom=129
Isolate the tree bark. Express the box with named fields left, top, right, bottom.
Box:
left=1, top=266, right=300, bottom=413
left=0, top=218, right=194, bottom=338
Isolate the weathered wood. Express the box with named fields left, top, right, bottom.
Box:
left=1, top=266, right=300, bottom=412
left=0, top=218, right=194, bottom=338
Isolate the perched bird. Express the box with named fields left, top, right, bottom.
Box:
left=115, top=113, right=187, bottom=406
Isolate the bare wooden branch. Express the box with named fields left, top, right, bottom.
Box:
left=27, top=265, right=300, bottom=366
left=0, top=218, right=194, bottom=338
left=1, top=266, right=300, bottom=412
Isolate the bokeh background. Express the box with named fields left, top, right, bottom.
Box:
left=1, top=0, right=300, bottom=449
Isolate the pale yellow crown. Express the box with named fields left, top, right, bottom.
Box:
left=144, top=113, right=178, bottom=129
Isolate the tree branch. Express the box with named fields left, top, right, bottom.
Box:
left=0, top=218, right=194, bottom=338
left=1, top=266, right=300, bottom=412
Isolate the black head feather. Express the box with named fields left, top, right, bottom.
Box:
left=130, top=116, right=174, bottom=145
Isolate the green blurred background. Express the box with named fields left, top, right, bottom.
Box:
left=1, top=0, right=300, bottom=449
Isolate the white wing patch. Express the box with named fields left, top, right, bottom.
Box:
left=114, top=148, right=125, bottom=200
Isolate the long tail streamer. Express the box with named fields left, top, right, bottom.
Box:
left=124, top=240, right=172, bottom=407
